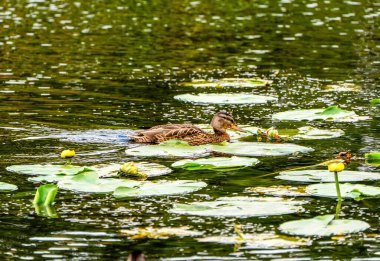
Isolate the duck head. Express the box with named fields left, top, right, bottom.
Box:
left=210, top=111, right=245, bottom=134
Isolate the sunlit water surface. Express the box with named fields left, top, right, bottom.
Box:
left=0, top=0, right=379, bottom=260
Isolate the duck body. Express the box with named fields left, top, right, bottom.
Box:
left=129, top=111, right=243, bottom=146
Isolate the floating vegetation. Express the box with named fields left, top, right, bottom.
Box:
left=180, top=78, right=272, bottom=88
left=370, top=98, right=380, bottom=105
left=0, top=182, right=18, bottom=192
left=120, top=227, right=203, bottom=239
left=33, top=184, right=58, bottom=206
left=172, top=156, right=259, bottom=171
left=174, top=93, right=277, bottom=104
left=6, top=164, right=94, bottom=176
left=210, top=142, right=313, bottom=157
left=96, top=162, right=172, bottom=178
left=113, top=180, right=207, bottom=198
left=305, top=183, right=380, bottom=200
left=246, top=185, right=309, bottom=197
left=365, top=152, right=380, bottom=166
left=125, top=140, right=211, bottom=158
left=198, top=233, right=311, bottom=248
left=272, top=106, right=369, bottom=122
left=279, top=215, right=370, bottom=237
left=324, top=83, right=361, bottom=92
left=276, top=170, right=380, bottom=183
left=170, top=197, right=306, bottom=217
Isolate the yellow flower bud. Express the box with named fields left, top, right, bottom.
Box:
left=120, top=162, right=138, bottom=175
left=328, top=162, right=345, bottom=172
left=60, top=150, right=75, bottom=159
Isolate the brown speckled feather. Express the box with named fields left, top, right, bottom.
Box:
left=129, top=124, right=230, bottom=145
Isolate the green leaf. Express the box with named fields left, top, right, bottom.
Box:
left=272, top=107, right=367, bottom=122
left=174, top=93, right=277, bottom=104
left=6, top=164, right=94, bottom=176
left=305, top=183, right=380, bottom=200
left=170, top=197, right=306, bottom=217
left=317, top=106, right=349, bottom=115
left=172, top=156, right=259, bottom=171
left=57, top=173, right=141, bottom=193
left=180, top=78, right=272, bottom=88
left=277, top=170, right=380, bottom=183
left=210, top=142, right=313, bottom=157
left=95, top=162, right=172, bottom=178
left=33, top=184, right=58, bottom=206
left=113, top=180, right=207, bottom=198
left=370, top=98, right=380, bottom=105
left=246, top=185, right=308, bottom=197
left=279, top=215, right=370, bottom=237
left=0, top=182, right=18, bottom=192
left=365, top=152, right=380, bottom=167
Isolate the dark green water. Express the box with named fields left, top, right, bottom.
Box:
left=1, top=0, right=380, bottom=260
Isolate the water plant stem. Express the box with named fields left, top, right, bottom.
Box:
left=334, top=170, right=343, bottom=219
left=335, top=200, right=342, bottom=219
left=66, top=159, right=71, bottom=165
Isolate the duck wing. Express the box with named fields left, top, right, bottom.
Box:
left=130, top=124, right=206, bottom=143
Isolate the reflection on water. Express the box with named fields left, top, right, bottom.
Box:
left=0, top=0, right=380, bottom=260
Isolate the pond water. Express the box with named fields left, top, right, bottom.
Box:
left=0, top=0, right=380, bottom=260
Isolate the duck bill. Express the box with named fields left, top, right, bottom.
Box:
left=230, top=124, right=246, bottom=132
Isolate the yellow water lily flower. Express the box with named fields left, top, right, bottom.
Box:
left=120, top=162, right=139, bottom=175
left=328, top=162, right=345, bottom=172
left=60, top=149, right=75, bottom=159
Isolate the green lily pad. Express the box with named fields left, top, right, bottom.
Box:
left=279, top=215, right=370, bottom=237
left=95, top=162, right=172, bottom=178
left=198, top=233, right=311, bottom=247
left=277, top=170, right=380, bottom=183
left=0, top=182, right=18, bottom=192
left=365, top=152, right=380, bottom=166
left=305, top=183, right=380, bottom=200
left=33, top=184, right=58, bottom=206
left=171, top=156, right=259, bottom=171
left=370, top=98, right=380, bottom=105
left=57, top=172, right=141, bottom=193
left=125, top=140, right=211, bottom=158
left=114, top=180, right=207, bottom=198
left=272, top=106, right=368, bottom=122
left=210, top=142, right=313, bottom=157
left=180, top=78, right=272, bottom=88
left=6, top=164, right=93, bottom=176
left=28, top=174, right=74, bottom=183
left=246, top=185, right=308, bottom=197
left=120, top=227, right=203, bottom=239
left=174, top=93, right=277, bottom=104
left=291, top=126, right=344, bottom=140
left=170, top=197, right=305, bottom=217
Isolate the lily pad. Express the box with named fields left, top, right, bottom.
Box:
left=170, top=197, right=305, bottom=217
left=180, top=78, right=272, bottom=88
left=198, top=233, right=311, bottom=247
left=291, top=126, right=344, bottom=140
left=365, top=152, right=380, bottom=167
left=324, top=83, right=361, bottom=92
left=29, top=175, right=73, bottom=183
left=171, top=156, right=259, bottom=171
left=279, top=215, right=370, bottom=237
left=95, top=162, right=172, bottom=178
left=125, top=140, right=211, bottom=158
left=120, top=227, right=203, bottom=239
left=305, top=183, right=380, bottom=200
left=113, top=180, right=207, bottom=198
left=6, top=164, right=93, bottom=176
left=272, top=106, right=368, bottom=122
left=0, top=182, right=18, bottom=192
left=174, top=93, right=277, bottom=104
left=33, top=184, right=58, bottom=206
left=370, top=98, right=380, bottom=105
left=277, top=170, right=380, bottom=183
left=246, top=185, right=308, bottom=197
left=210, top=142, right=313, bottom=157
left=57, top=172, right=141, bottom=193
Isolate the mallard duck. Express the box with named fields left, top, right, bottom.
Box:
left=129, top=111, right=245, bottom=146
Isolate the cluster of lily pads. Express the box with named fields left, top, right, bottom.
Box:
left=1, top=78, right=379, bottom=245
